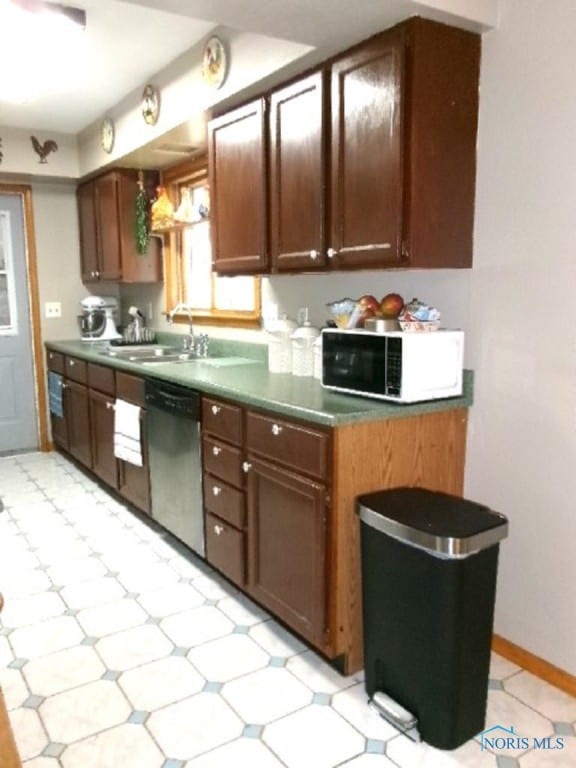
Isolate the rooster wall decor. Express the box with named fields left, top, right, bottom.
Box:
left=31, top=136, right=58, bottom=164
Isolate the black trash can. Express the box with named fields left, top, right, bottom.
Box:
left=357, top=487, right=508, bottom=750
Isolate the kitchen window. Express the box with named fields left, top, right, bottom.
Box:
left=161, top=157, right=260, bottom=328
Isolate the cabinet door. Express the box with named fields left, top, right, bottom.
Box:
left=89, top=389, right=117, bottom=488
left=117, top=410, right=150, bottom=515
left=116, top=170, right=162, bottom=283
left=270, top=71, right=327, bottom=271
left=66, top=380, right=92, bottom=468
left=95, top=173, right=122, bottom=281
left=330, top=30, right=404, bottom=268
left=246, top=458, right=327, bottom=645
left=208, top=99, right=269, bottom=274
left=77, top=182, right=99, bottom=282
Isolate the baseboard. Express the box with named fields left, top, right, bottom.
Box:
left=492, top=634, right=576, bottom=697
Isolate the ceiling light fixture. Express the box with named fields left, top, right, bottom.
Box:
left=0, top=0, right=86, bottom=105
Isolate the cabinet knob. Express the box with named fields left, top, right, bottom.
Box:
left=69, top=360, right=74, bottom=366
left=49, top=353, right=53, bottom=359
left=211, top=404, right=221, bottom=415
left=106, top=401, right=115, bottom=410
left=271, top=424, right=283, bottom=436
left=212, top=446, right=221, bottom=456
left=212, top=485, right=222, bottom=496
left=61, top=382, right=68, bottom=390
left=95, top=271, right=100, bottom=278
left=242, top=461, right=252, bottom=473
left=326, top=248, right=337, bottom=259
left=214, top=524, right=224, bottom=536
left=309, top=250, right=319, bottom=260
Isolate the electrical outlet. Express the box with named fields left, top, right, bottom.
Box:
left=147, top=302, right=153, bottom=322
left=45, top=301, right=62, bottom=319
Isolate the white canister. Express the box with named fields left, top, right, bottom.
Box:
left=313, top=335, right=323, bottom=380
left=291, top=309, right=320, bottom=377
left=267, top=315, right=297, bottom=373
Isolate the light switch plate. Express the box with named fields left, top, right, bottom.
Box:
left=45, top=302, right=62, bottom=318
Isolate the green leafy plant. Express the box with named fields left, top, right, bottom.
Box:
left=135, top=173, right=150, bottom=254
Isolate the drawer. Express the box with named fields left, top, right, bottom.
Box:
left=87, top=363, right=115, bottom=396
left=246, top=411, right=329, bottom=480
left=116, top=372, right=145, bottom=407
left=202, top=436, right=244, bottom=488
left=205, top=511, right=245, bottom=586
left=203, top=473, right=245, bottom=529
left=64, top=356, right=87, bottom=384
left=202, top=397, right=243, bottom=445
left=46, top=350, right=64, bottom=374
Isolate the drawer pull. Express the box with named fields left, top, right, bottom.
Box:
left=214, top=524, right=224, bottom=536
left=212, top=446, right=221, bottom=457
left=271, top=424, right=282, bottom=436
left=69, top=360, right=75, bottom=366
left=212, top=485, right=222, bottom=496
left=211, top=404, right=221, bottom=415
left=242, top=461, right=252, bottom=473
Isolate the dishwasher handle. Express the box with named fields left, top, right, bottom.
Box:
left=145, top=379, right=200, bottom=419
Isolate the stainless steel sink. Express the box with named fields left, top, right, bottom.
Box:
left=100, top=345, right=201, bottom=364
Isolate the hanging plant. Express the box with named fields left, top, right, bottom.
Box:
left=135, top=171, right=150, bottom=254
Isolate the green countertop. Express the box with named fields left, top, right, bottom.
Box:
left=46, top=338, right=473, bottom=427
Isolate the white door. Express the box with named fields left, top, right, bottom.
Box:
left=0, top=193, right=38, bottom=453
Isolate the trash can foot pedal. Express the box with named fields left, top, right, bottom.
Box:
left=370, top=691, right=420, bottom=742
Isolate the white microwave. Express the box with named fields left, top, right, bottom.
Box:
left=321, top=328, right=464, bottom=404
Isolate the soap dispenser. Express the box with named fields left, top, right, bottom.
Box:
left=291, top=308, right=320, bottom=377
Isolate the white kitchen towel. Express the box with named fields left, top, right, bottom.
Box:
left=113, top=399, right=143, bottom=467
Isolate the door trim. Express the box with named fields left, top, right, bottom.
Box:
left=0, top=184, right=49, bottom=451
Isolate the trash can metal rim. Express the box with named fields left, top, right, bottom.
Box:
left=357, top=503, right=508, bottom=559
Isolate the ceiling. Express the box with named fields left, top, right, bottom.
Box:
left=0, top=0, right=496, bottom=136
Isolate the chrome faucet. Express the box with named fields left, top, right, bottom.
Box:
left=167, top=303, right=195, bottom=349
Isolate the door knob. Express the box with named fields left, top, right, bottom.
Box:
left=309, top=250, right=319, bottom=260
left=214, top=524, right=224, bottom=536
left=327, top=248, right=337, bottom=259
left=212, top=446, right=221, bottom=456
left=242, top=461, right=252, bottom=473
left=212, top=486, right=222, bottom=496
left=271, top=424, right=282, bottom=436
left=211, top=404, right=221, bottom=415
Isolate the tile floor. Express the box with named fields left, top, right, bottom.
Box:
left=0, top=451, right=575, bottom=768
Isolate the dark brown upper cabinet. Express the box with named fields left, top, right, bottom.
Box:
left=208, top=16, right=480, bottom=275
left=269, top=71, right=328, bottom=271
left=77, top=169, right=162, bottom=284
left=329, top=27, right=404, bottom=269
left=208, top=99, right=269, bottom=275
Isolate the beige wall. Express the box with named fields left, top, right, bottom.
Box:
left=29, top=181, right=94, bottom=341
left=466, top=0, right=576, bottom=673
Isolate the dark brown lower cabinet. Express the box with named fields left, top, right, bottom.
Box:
left=205, top=511, right=245, bottom=586
left=89, top=389, right=117, bottom=488
left=65, top=380, right=92, bottom=469
left=50, top=409, right=68, bottom=450
left=246, top=457, right=327, bottom=645
left=117, top=410, right=150, bottom=516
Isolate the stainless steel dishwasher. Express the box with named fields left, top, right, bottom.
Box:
left=145, top=378, right=204, bottom=557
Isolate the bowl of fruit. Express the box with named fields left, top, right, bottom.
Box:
left=326, top=293, right=405, bottom=329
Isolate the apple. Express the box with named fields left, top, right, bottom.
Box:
left=358, top=295, right=380, bottom=315
left=380, top=292, right=404, bottom=318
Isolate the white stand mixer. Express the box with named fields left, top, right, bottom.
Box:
left=79, top=296, right=121, bottom=341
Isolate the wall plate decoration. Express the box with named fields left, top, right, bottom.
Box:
left=142, top=84, right=160, bottom=126
left=202, top=36, right=228, bottom=89
left=100, top=117, right=115, bottom=154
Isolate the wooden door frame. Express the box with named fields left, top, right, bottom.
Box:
left=0, top=183, right=49, bottom=452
